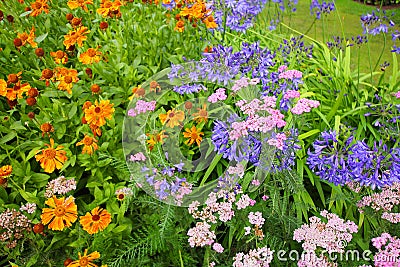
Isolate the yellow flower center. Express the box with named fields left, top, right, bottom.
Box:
left=43, top=148, right=56, bottom=159
left=54, top=206, right=66, bottom=217
left=79, top=256, right=89, bottom=266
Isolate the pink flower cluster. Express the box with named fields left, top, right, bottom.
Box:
left=357, top=183, right=400, bottom=223
left=297, top=252, right=337, bottom=267
left=267, top=132, right=287, bottom=150
left=236, top=96, right=277, bottom=117
left=293, top=210, right=358, bottom=254
left=127, top=100, right=156, bottom=117
left=278, top=69, right=303, bottom=80
left=130, top=152, right=146, bottom=162
left=233, top=247, right=274, bottom=267
left=291, top=98, right=320, bottom=115
left=227, top=163, right=245, bottom=178
left=394, top=91, right=400, bottom=99
left=371, top=233, right=400, bottom=266
left=44, top=176, right=76, bottom=198
left=19, top=202, right=37, bottom=214
left=187, top=221, right=216, bottom=247
left=236, top=194, right=256, bottom=210
left=0, top=209, right=31, bottom=249
left=248, top=211, right=265, bottom=226
left=283, top=90, right=301, bottom=99
left=212, top=242, right=224, bottom=253
left=231, top=77, right=260, bottom=92
left=208, top=88, right=227, bottom=103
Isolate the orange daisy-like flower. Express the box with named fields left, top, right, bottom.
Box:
left=97, top=0, right=123, bottom=18
left=67, top=0, right=93, bottom=12
left=50, top=50, right=68, bottom=64
left=183, top=126, right=204, bottom=146
left=41, top=196, right=78, bottom=231
left=35, top=138, right=68, bottom=173
left=0, top=165, right=12, bottom=178
left=80, top=207, right=111, bottom=235
left=68, top=249, right=100, bottom=267
left=54, top=67, right=79, bottom=94
left=0, top=79, right=7, bottom=97
left=203, top=15, right=217, bottom=29
left=146, top=130, right=167, bottom=150
left=30, top=0, right=50, bottom=17
left=174, top=20, right=185, bottom=32
left=63, top=26, right=90, bottom=50
left=79, top=48, right=102, bottom=65
left=5, top=82, right=31, bottom=101
left=159, top=108, right=185, bottom=128
left=76, top=135, right=98, bottom=155
left=84, top=100, right=115, bottom=128
left=17, top=26, right=37, bottom=48
left=192, top=104, right=208, bottom=123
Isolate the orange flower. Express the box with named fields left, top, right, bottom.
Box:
left=146, top=130, right=167, bottom=150
left=30, top=0, right=50, bottom=17
left=80, top=207, right=111, bottom=234
left=79, top=48, right=102, bottom=65
left=183, top=126, right=203, bottom=146
left=159, top=108, right=185, bottom=128
left=67, top=0, right=93, bottom=12
left=0, top=79, right=7, bottom=97
left=84, top=100, right=115, bottom=128
left=68, top=249, right=100, bottom=267
left=97, top=0, right=123, bottom=18
left=174, top=20, right=185, bottom=32
left=5, top=82, right=31, bottom=101
left=35, top=138, right=68, bottom=173
left=180, top=1, right=205, bottom=20
left=54, top=67, right=79, bottom=94
left=50, top=50, right=68, bottom=64
left=192, top=104, right=208, bottom=123
left=40, top=122, right=54, bottom=137
left=76, top=135, right=98, bottom=155
left=17, top=26, right=37, bottom=48
left=63, top=26, right=90, bottom=49
left=0, top=165, right=12, bottom=178
left=40, top=196, right=78, bottom=231
left=203, top=15, right=217, bottom=29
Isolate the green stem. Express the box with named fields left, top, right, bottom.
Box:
left=366, top=35, right=373, bottom=84
left=373, top=33, right=386, bottom=72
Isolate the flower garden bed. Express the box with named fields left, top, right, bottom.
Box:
left=0, top=0, right=400, bottom=266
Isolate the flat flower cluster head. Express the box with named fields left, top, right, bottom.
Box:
left=232, top=246, right=274, bottom=267
left=44, top=176, right=77, bottom=198
left=127, top=100, right=156, bottom=117
left=293, top=210, right=358, bottom=255
left=371, top=233, right=400, bottom=267
left=0, top=209, right=31, bottom=249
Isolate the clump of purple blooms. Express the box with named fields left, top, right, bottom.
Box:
left=308, top=130, right=400, bottom=189
left=211, top=0, right=268, bottom=33
left=310, top=0, right=335, bottom=19
left=127, top=100, right=156, bottom=117
left=360, top=9, right=395, bottom=36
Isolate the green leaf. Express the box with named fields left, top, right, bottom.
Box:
left=35, top=33, right=48, bottom=43
left=0, top=131, right=16, bottom=144
left=298, top=129, right=320, bottom=140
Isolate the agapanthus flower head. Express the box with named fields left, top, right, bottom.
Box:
left=310, top=0, right=335, bottom=19
left=361, top=9, right=395, bottom=35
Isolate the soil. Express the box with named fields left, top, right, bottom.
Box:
left=353, top=0, right=400, bottom=9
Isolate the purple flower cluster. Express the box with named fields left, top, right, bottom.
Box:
left=140, top=164, right=193, bottom=205
left=392, top=30, right=400, bottom=53
left=307, top=130, right=354, bottom=186
left=211, top=0, right=268, bottom=33
left=310, top=0, right=335, bottom=19
left=360, top=9, right=395, bottom=36
left=169, top=42, right=276, bottom=90
left=127, top=100, right=156, bottom=117
left=308, top=131, right=400, bottom=189
left=278, top=35, right=314, bottom=64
